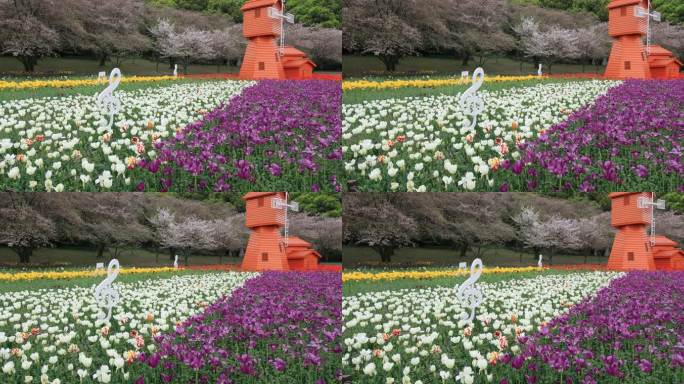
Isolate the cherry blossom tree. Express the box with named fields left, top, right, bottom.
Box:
left=0, top=195, right=57, bottom=264
left=343, top=193, right=417, bottom=263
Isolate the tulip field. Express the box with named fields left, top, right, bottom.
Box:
left=0, top=78, right=342, bottom=192
left=0, top=270, right=342, bottom=383
left=343, top=77, right=684, bottom=192
left=342, top=269, right=684, bottom=383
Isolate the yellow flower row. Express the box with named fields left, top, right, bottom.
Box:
left=342, top=75, right=543, bottom=91
left=343, top=266, right=544, bottom=282
left=0, top=267, right=178, bottom=282
left=0, top=76, right=178, bottom=91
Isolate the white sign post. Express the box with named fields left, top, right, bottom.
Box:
left=460, top=71, right=469, bottom=79
left=93, top=259, right=121, bottom=322
left=456, top=258, right=483, bottom=323
left=95, top=262, right=104, bottom=270
left=459, top=67, right=485, bottom=130
left=98, top=71, right=107, bottom=82
left=458, top=262, right=467, bottom=269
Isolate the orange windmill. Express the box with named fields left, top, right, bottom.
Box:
left=238, top=0, right=316, bottom=80
left=241, top=192, right=321, bottom=271
left=607, top=192, right=684, bottom=271
left=604, top=0, right=682, bottom=79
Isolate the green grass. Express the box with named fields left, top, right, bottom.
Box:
left=0, top=269, right=219, bottom=293
left=0, top=246, right=242, bottom=268
left=0, top=56, right=238, bottom=77
left=343, top=246, right=606, bottom=269
left=343, top=269, right=582, bottom=295
left=342, top=77, right=593, bottom=103
left=0, top=78, right=222, bottom=101
left=343, top=55, right=605, bottom=78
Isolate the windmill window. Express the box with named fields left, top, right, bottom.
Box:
left=261, top=252, right=268, bottom=261
left=627, top=252, right=635, bottom=261
left=258, top=62, right=265, bottom=71
left=624, top=61, right=631, bottom=70
left=255, top=8, right=261, bottom=18
left=258, top=197, right=264, bottom=207
left=621, top=7, right=626, bottom=16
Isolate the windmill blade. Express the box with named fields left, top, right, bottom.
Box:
left=284, top=13, right=295, bottom=23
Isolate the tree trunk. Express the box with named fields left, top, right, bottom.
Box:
left=373, top=246, right=395, bottom=263
left=99, top=55, right=108, bottom=67
left=183, top=57, right=190, bottom=75
left=19, top=56, right=38, bottom=72
left=584, top=254, right=588, bottom=264
left=379, top=55, right=400, bottom=72
left=169, top=248, right=176, bottom=261
left=169, top=57, right=176, bottom=70
left=461, top=53, right=471, bottom=66
left=15, top=247, right=33, bottom=264
left=184, top=253, right=190, bottom=266
left=459, top=243, right=469, bottom=258
left=97, top=244, right=106, bottom=259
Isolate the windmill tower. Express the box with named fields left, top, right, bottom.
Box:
left=604, top=0, right=681, bottom=79
left=608, top=192, right=665, bottom=271
left=242, top=192, right=289, bottom=270
left=241, top=192, right=321, bottom=271
left=238, top=0, right=316, bottom=80
left=604, top=0, right=651, bottom=79
left=239, top=0, right=287, bottom=79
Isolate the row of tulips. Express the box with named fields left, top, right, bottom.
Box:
left=0, top=76, right=178, bottom=91
left=342, top=266, right=543, bottom=282
left=0, top=267, right=177, bottom=282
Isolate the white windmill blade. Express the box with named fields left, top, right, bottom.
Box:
left=652, top=11, right=661, bottom=22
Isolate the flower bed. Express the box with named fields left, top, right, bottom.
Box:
left=137, top=271, right=342, bottom=383
left=343, top=75, right=545, bottom=91
left=0, top=76, right=178, bottom=91
left=501, top=79, right=684, bottom=192
left=140, top=80, right=342, bottom=192
left=343, top=80, right=619, bottom=191
left=342, top=272, right=620, bottom=383
left=499, top=271, right=684, bottom=383
left=0, top=272, right=254, bottom=383
left=0, top=267, right=177, bottom=282
left=0, top=81, right=251, bottom=191
left=343, top=266, right=543, bottom=282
